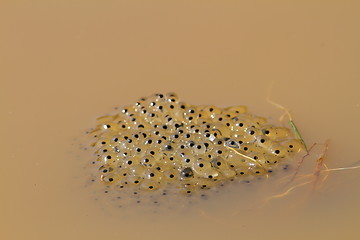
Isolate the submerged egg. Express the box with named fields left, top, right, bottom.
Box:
left=89, top=93, right=304, bottom=196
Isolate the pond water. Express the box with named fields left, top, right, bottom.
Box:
left=1, top=1, right=360, bottom=240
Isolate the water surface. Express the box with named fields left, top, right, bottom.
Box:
left=1, top=1, right=360, bottom=240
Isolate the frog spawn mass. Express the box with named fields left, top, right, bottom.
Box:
left=90, top=93, right=303, bottom=195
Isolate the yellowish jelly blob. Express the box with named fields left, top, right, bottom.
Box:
left=89, top=93, right=303, bottom=195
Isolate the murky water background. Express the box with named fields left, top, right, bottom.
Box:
left=1, top=1, right=360, bottom=240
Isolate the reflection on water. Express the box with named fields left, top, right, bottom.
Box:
left=1, top=1, right=360, bottom=240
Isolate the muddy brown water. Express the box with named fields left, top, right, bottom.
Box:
left=1, top=1, right=360, bottom=240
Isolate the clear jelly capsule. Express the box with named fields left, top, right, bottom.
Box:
left=212, top=146, right=230, bottom=158
left=211, top=157, right=228, bottom=170
left=160, top=141, right=175, bottom=153
left=221, top=110, right=239, bottom=119
left=94, top=116, right=116, bottom=128
left=126, top=175, right=143, bottom=186
left=93, top=137, right=113, bottom=149
left=117, top=120, right=132, bottom=130
left=268, top=144, right=288, bottom=158
left=212, top=123, right=231, bottom=138
left=144, top=168, right=163, bottom=182
left=281, top=139, right=304, bottom=154
left=262, top=155, right=279, bottom=167
left=165, top=92, right=179, bottom=103
left=210, top=138, right=226, bottom=147
left=158, top=155, right=174, bottom=168
left=192, top=143, right=207, bottom=155
left=251, top=116, right=267, bottom=127
left=200, top=168, right=220, bottom=180
left=179, top=167, right=195, bottom=180
left=202, top=130, right=218, bottom=142
left=117, top=139, right=133, bottom=151
left=151, top=128, right=168, bottom=138
left=135, top=122, right=151, bottom=130
left=105, top=134, right=120, bottom=144
left=229, top=129, right=246, bottom=139
left=176, top=148, right=193, bottom=158
left=224, top=105, right=248, bottom=115
left=177, top=101, right=191, bottom=111
left=262, top=126, right=291, bottom=140
left=185, top=140, right=196, bottom=148
left=132, top=146, right=146, bottom=158
left=152, top=102, right=167, bottom=113
left=133, top=99, right=147, bottom=109
left=238, top=143, right=256, bottom=154
left=225, top=138, right=241, bottom=149
left=234, top=165, right=250, bottom=176
left=100, top=173, right=119, bottom=184
left=121, top=157, right=141, bottom=168
left=226, top=152, right=247, bottom=168
left=244, top=126, right=259, bottom=137
left=96, top=145, right=111, bottom=156
left=140, top=155, right=156, bottom=167
left=179, top=154, right=196, bottom=167
left=195, top=178, right=216, bottom=190
left=220, top=169, right=236, bottom=179
left=98, top=164, right=116, bottom=174
left=254, top=135, right=273, bottom=148
left=178, top=183, right=196, bottom=195
left=145, top=111, right=160, bottom=122
left=163, top=114, right=176, bottom=124
left=132, top=131, right=147, bottom=141
left=193, top=158, right=212, bottom=175
left=162, top=169, right=179, bottom=182
left=99, top=152, right=118, bottom=164
left=117, top=168, right=130, bottom=181
left=249, top=165, right=267, bottom=176
left=140, top=179, right=160, bottom=191
left=231, top=117, right=251, bottom=131
left=199, top=105, right=222, bottom=118
left=129, top=164, right=147, bottom=176
left=120, top=149, right=133, bottom=159
left=144, top=148, right=162, bottom=161
left=245, top=152, right=273, bottom=169
left=148, top=93, right=165, bottom=102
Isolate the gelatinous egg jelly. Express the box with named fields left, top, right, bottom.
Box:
left=89, top=93, right=303, bottom=194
